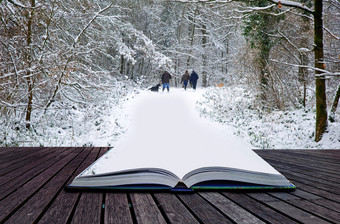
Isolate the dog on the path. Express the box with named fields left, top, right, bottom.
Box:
left=149, top=84, right=160, bottom=92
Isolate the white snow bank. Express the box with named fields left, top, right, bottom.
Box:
left=198, top=86, right=340, bottom=149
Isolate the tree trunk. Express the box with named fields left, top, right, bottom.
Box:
left=120, top=55, right=124, bottom=75
left=25, top=0, right=36, bottom=129
left=259, top=48, right=269, bottom=101
left=314, top=0, right=327, bottom=142
left=298, top=51, right=308, bottom=107
left=329, top=84, right=340, bottom=123
left=187, top=9, right=198, bottom=67
left=202, top=24, right=207, bottom=87
left=299, top=14, right=311, bottom=108
left=258, top=14, right=271, bottom=102
left=225, top=40, right=229, bottom=75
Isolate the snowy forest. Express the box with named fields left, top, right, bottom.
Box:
left=0, top=0, right=339, bottom=148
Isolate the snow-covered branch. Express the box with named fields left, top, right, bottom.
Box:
left=0, top=99, right=27, bottom=108
left=287, top=9, right=314, bottom=20
left=172, top=0, right=233, bottom=3
left=173, top=0, right=314, bottom=14
left=278, top=31, right=312, bottom=54
left=8, top=0, right=42, bottom=9
left=73, top=2, right=115, bottom=47
left=268, top=0, right=314, bottom=14
left=236, top=4, right=276, bottom=13
left=271, top=59, right=340, bottom=77
left=324, top=27, right=340, bottom=40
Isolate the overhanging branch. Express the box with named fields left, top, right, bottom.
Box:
left=268, top=0, right=314, bottom=14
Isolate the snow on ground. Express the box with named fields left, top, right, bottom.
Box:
left=1, top=82, right=339, bottom=149
left=0, top=80, right=139, bottom=147
left=197, top=85, right=340, bottom=149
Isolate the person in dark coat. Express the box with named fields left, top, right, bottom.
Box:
left=161, top=71, right=172, bottom=92
left=189, top=70, right=199, bottom=90
left=181, top=70, right=190, bottom=90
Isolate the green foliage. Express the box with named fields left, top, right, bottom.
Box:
left=242, top=0, right=284, bottom=58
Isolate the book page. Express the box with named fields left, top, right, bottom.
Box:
left=82, top=89, right=280, bottom=179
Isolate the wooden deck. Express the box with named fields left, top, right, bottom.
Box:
left=0, top=147, right=339, bottom=224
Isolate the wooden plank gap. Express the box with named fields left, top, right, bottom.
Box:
left=66, top=192, right=83, bottom=224
left=268, top=192, right=340, bottom=223
left=126, top=193, right=141, bottom=224
left=0, top=148, right=83, bottom=223
left=129, top=193, right=167, bottom=224
left=38, top=148, right=100, bottom=224
left=150, top=193, right=172, bottom=224
left=34, top=148, right=94, bottom=224
left=247, top=192, right=331, bottom=224
left=174, top=193, right=205, bottom=224
left=105, top=193, right=133, bottom=224
left=177, top=193, right=233, bottom=224
left=223, top=192, right=300, bottom=224
left=199, top=192, right=265, bottom=224
left=153, top=193, right=199, bottom=224
left=4, top=148, right=90, bottom=224
left=100, top=193, right=106, bottom=224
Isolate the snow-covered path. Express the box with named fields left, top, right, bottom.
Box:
left=84, top=88, right=280, bottom=178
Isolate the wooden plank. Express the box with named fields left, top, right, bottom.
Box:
left=279, top=150, right=340, bottom=161
left=130, top=193, right=167, bottom=224
left=0, top=147, right=82, bottom=223
left=290, top=189, right=340, bottom=213
left=259, top=151, right=340, bottom=204
left=153, top=193, right=199, bottom=224
left=276, top=168, right=340, bottom=195
left=259, top=157, right=340, bottom=190
left=70, top=192, right=103, bottom=224
left=104, top=193, right=133, bottom=224
left=0, top=148, right=64, bottom=186
left=0, top=148, right=45, bottom=173
left=259, top=156, right=340, bottom=183
left=4, top=148, right=92, bottom=224
left=257, top=150, right=340, bottom=173
left=199, top=192, right=265, bottom=224
left=0, top=147, right=40, bottom=158
left=256, top=154, right=340, bottom=195
left=0, top=148, right=339, bottom=224
left=38, top=148, right=104, bottom=224
left=288, top=178, right=340, bottom=203
left=247, top=193, right=331, bottom=224
left=258, top=150, right=340, bottom=169
left=177, top=193, right=232, bottom=224
left=223, top=192, right=299, bottom=224
left=69, top=148, right=110, bottom=223
left=0, top=147, right=23, bottom=152
left=258, top=152, right=340, bottom=176
left=0, top=147, right=73, bottom=200
left=269, top=192, right=340, bottom=223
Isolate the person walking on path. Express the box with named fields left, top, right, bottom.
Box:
left=181, top=70, right=190, bottom=90
left=190, top=70, right=199, bottom=90
left=161, top=71, right=172, bottom=92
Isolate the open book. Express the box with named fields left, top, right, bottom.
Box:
left=68, top=162, right=295, bottom=191
left=67, top=90, right=295, bottom=191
